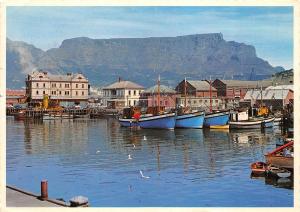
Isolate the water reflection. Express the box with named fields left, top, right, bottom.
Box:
left=6, top=117, right=292, bottom=207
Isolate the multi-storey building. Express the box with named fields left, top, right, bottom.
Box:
left=103, top=80, right=144, bottom=109
left=175, top=80, right=222, bottom=111
left=26, top=71, right=89, bottom=105
left=139, top=85, right=178, bottom=109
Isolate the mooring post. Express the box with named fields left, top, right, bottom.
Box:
left=41, top=180, right=48, bottom=200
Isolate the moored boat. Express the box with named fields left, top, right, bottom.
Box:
left=14, top=110, right=26, bottom=120
left=119, top=112, right=176, bottom=129
left=267, top=165, right=291, bottom=178
left=229, top=117, right=275, bottom=129
left=175, top=111, right=205, bottom=128
left=203, top=111, right=229, bottom=128
left=251, top=161, right=267, bottom=175
left=264, top=140, right=294, bottom=170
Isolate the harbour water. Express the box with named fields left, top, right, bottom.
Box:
left=6, top=117, right=293, bottom=207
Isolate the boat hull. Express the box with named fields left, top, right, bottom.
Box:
left=203, top=112, right=229, bottom=128
left=229, top=117, right=274, bottom=129
left=175, top=111, right=204, bottom=128
left=265, top=155, right=293, bottom=170
left=119, top=113, right=176, bottom=129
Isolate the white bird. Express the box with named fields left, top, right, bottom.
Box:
left=128, top=154, right=132, bottom=160
left=132, top=144, right=136, bottom=149
left=143, top=136, right=147, bottom=141
left=96, top=150, right=101, bottom=154
left=139, top=170, right=150, bottom=179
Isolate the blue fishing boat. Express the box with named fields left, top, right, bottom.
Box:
left=203, top=111, right=230, bottom=128
left=119, top=113, right=176, bottom=129
left=175, top=111, right=205, bottom=128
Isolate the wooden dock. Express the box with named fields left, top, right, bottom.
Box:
left=6, top=185, right=67, bottom=207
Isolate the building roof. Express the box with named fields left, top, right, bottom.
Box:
left=244, top=89, right=292, bottom=100
left=220, top=80, right=273, bottom=88
left=266, top=85, right=293, bottom=91
left=188, top=80, right=216, bottom=91
left=142, top=85, right=176, bottom=94
left=103, top=80, right=144, bottom=89
left=29, top=71, right=88, bottom=82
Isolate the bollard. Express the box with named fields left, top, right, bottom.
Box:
left=41, top=180, right=48, bottom=200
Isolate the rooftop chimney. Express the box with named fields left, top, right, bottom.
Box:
left=67, top=73, right=72, bottom=76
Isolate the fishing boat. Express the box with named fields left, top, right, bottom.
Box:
left=250, top=161, right=267, bottom=175
left=203, top=77, right=229, bottom=128
left=203, top=111, right=230, bottom=128
left=119, top=112, right=176, bottom=129
left=267, top=165, right=291, bottom=178
left=175, top=78, right=205, bottom=128
left=265, top=140, right=293, bottom=170
left=118, top=75, right=176, bottom=129
left=229, top=116, right=275, bottom=129
left=14, top=110, right=26, bottom=120
left=175, top=111, right=205, bottom=128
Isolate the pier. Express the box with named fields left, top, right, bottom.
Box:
left=6, top=185, right=67, bottom=207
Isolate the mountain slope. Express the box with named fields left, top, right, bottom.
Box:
left=6, top=33, right=284, bottom=89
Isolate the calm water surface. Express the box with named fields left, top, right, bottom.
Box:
left=6, top=117, right=293, bottom=207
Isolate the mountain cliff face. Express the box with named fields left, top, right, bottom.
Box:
left=6, top=33, right=284, bottom=89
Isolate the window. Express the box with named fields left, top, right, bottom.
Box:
left=59, top=91, right=62, bottom=95
left=76, top=91, right=78, bottom=96
left=82, top=84, right=84, bottom=88
left=82, top=91, right=84, bottom=96
left=134, top=100, right=136, bottom=105
left=205, top=100, right=208, bottom=103
left=43, top=91, right=45, bottom=95
left=65, top=84, right=69, bottom=88
left=134, top=90, right=136, bottom=95
left=65, top=91, right=69, bottom=95
left=215, top=100, right=218, bottom=103
left=36, top=90, right=39, bottom=95
left=128, top=100, right=131, bottom=106
left=128, top=90, right=131, bottom=95
left=54, top=91, right=56, bottom=95
left=43, top=83, right=46, bottom=88
left=36, top=83, right=39, bottom=88
left=59, top=84, right=62, bottom=88
left=76, top=84, right=78, bottom=88
left=194, top=100, right=197, bottom=104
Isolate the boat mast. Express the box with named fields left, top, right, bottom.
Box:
left=260, top=85, right=263, bottom=107
left=158, top=74, right=160, bottom=113
left=209, top=75, right=212, bottom=112
left=184, top=77, right=187, bottom=108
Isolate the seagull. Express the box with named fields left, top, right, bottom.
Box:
left=143, top=136, right=147, bottom=141
left=128, top=154, right=132, bottom=160
left=132, top=144, right=136, bottom=149
left=139, top=170, right=150, bottom=179
left=96, top=150, right=101, bottom=154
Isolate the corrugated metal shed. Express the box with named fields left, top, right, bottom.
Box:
left=266, top=85, right=293, bottom=91
left=244, top=89, right=291, bottom=100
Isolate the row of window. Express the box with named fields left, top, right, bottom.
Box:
left=181, top=99, right=219, bottom=104
left=35, top=83, right=85, bottom=88
left=35, top=90, right=85, bottom=96
left=128, top=90, right=141, bottom=96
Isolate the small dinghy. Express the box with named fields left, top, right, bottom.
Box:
left=267, top=165, right=291, bottom=178
left=250, top=161, right=267, bottom=175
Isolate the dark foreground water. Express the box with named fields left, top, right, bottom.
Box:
left=6, top=117, right=293, bottom=207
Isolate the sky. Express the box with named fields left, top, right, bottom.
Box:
left=7, top=6, right=293, bottom=69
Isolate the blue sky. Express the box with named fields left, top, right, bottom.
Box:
left=7, top=6, right=293, bottom=69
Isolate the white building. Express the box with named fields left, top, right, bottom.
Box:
left=26, top=71, right=89, bottom=105
left=103, top=80, right=144, bottom=109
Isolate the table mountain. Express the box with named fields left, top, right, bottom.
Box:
left=6, top=33, right=284, bottom=89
